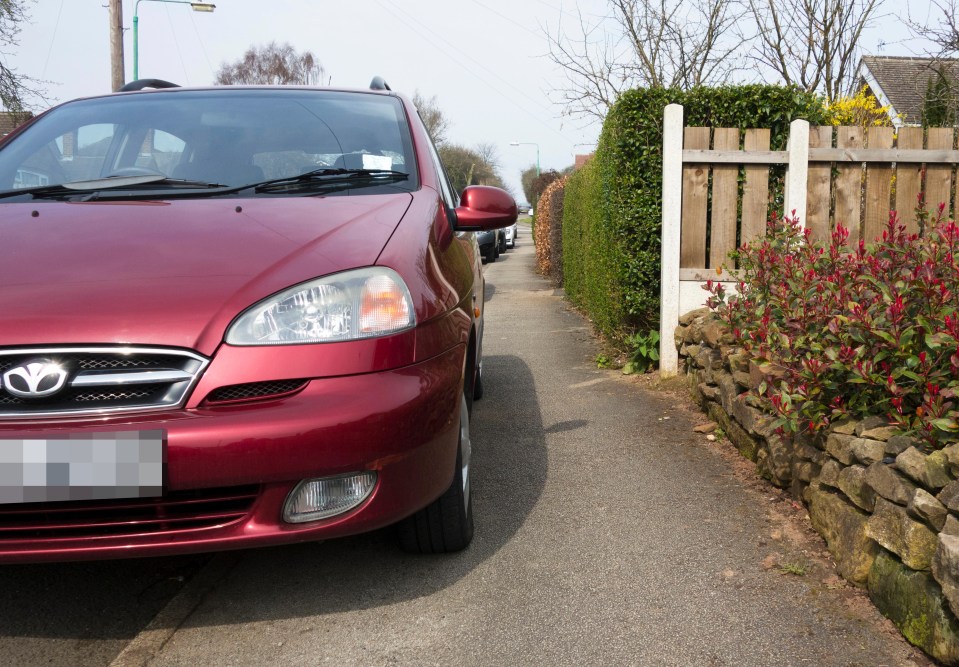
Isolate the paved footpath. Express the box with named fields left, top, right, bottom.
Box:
left=112, top=227, right=930, bottom=666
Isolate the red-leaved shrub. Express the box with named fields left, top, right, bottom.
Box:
left=706, top=206, right=959, bottom=449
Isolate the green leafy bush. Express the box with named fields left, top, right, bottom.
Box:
left=707, top=209, right=959, bottom=449
left=623, top=329, right=660, bottom=375
left=562, top=85, right=833, bottom=345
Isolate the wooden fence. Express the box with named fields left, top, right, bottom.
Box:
left=659, top=103, right=959, bottom=375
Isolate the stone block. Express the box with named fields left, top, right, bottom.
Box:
left=731, top=371, right=752, bottom=390
left=897, top=447, right=953, bottom=491
left=808, top=485, right=878, bottom=585
left=796, top=442, right=827, bottom=466
left=701, top=320, right=728, bottom=347
left=838, top=464, right=876, bottom=512
left=759, top=433, right=792, bottom=486
left=866, top=498, right=939, bottom=571
left=730, top=395, right=764, bottom=436
left=886, top=435, right=917, bottom=456
left=679, top=307, right=710, bottom=326
left=718, top=374, right=739, bottom=414
left=727, top=351, right=749, bottom=373
left=866, top=462, right=919, bottom=506
left=908, top=488, right=948, bottom=532
left=698, top=384, right=719, bottom=403
left=939, top=481, right=959, bottom=513
left=869, top=550, right=959, bottom=664
left=792, top=460, right=821, bottom=483
left=683, top=320, right=703, bottom=344
left=817, top=459, right=843, bottom=489
left=727, top=417, right=760, bottom=465
left=695, top=347, right=721, bottom=372
left=945, top=516, right=959, bottom=537
left=851, top=438, right=886, bottom=466
left=831, top=419, right=859, bottom=436
left=860, top=425, right=898, bottom=441
left=681, top=343, right=702, bottom=361
left=944, top=443, right=959, bottom=477
left=935, top=534, right=959, bottom=621
left=826, top=433, right=856, bottom=466
left=857, top=415, right=891, bottom=436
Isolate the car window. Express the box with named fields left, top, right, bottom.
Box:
left=0, top=90, right=419, bottom=192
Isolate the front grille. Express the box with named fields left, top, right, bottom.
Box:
left=205, top=379, right=308, bottom=404
left=0, top=347, right=208, bottom=418
left=0, top=485, right=259, bottom=540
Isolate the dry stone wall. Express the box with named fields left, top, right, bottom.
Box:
left=677, top=308, right=959, bottom=664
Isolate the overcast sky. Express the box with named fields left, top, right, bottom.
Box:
left=5, top=0, right=949, bottom=200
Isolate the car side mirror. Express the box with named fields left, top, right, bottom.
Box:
left=454, top=185, right=517, bottom=231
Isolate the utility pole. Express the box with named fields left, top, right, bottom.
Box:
left=109, top=0, right=125, bottom=91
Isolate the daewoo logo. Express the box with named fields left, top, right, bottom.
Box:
left=2, top=360, right=70, bottom=398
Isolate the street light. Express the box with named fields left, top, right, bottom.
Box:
left=133, top=0, right=215, bottom=81
left=510, top=141, right=540, bottom=177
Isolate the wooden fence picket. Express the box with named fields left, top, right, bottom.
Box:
left=895, top=127, right=924, bottom=233
left=834, top=126, right=864, bottom=243
left=660, top=106, right=959, bottom=376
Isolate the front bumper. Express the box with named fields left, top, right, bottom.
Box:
left=0, top=345, right=464, bottom=563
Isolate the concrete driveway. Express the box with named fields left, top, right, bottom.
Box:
left=99, top=228, right=929, bottom=666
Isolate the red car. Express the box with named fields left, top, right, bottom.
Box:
left=0, top=79, right=515, bottom=562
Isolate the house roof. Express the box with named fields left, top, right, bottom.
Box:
left=858, top=56, right=959, bottom=126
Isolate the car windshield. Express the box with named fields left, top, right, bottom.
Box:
left=0, top=88, right=418, bottom=196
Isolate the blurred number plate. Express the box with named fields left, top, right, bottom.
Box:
left=0, top=430, right=164, bottom=504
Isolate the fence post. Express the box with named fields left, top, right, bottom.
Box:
left=784, top=119, right=809, bottom=228
left=659, top=103, right=684, bottom=377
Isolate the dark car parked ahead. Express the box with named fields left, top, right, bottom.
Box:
left=0, top=80, right=516, bottom=562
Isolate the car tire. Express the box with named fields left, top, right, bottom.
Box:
left=498, top=234, right=507, bottom=253
left=484, top=245, right=496, bottom=263
left=398, top=394, right=474, bottom=553
left=473, top=361, right=484, bottom=401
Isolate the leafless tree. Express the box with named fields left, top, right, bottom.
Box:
left=907, top=0, right=958, bottom=55
left=0, top=0, right=45, bottom=111
left=545, top=0, right=745, bottom=119
left=215, top=42, right=324, bottom=86
left=412, top=91, right=450, bottom=146
left=741, top=0, right=883, bottom=101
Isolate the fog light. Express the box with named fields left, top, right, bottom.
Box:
left=282, top=472, right=377, bottom=523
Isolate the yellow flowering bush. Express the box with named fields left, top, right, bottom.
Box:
left=826, top=86, right=898, bottom=128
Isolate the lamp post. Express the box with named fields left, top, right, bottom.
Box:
left=510, top=141, right=540, bottom=177
left=133, top=0, right=215, bottom=81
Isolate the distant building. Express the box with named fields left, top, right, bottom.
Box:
left=573, top=153, right=594, bottom=170
left=857, top=56, right=959, bottom=127
left=0, top=111, right=33, bottom=137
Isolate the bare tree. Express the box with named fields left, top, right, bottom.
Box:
left=0, top=0, right=44, bottom=111
left=907, top=0, right=958, bottom=55
left=546, top=0, right=745, bottom=119
left=742, top=0, right=883, bottom=101
left=215, top=42, right=324, bottom=86
left=412, top=91, right=450, bottom=146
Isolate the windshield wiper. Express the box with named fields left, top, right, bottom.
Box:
left=0, top=175, right=228, bottom=200
left=252, top=168, right=408, bottom=194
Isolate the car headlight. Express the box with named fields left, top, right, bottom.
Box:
left=226, top=267, right=415, bottom=345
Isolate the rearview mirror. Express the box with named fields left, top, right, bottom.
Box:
left=454, top=185, right=517, bottom=231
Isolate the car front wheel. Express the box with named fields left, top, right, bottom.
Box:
left=398, top=393, right=474, bottom=553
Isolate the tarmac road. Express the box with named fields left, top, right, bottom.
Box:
left=5, top=223, right=932, bottom=666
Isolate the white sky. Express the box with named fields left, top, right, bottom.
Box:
left=4, top=0, right=949, bottom=200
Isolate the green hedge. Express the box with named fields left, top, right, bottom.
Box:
left=562, top=85, right=834, bottom=344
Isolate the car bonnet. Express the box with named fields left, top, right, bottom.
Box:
left=0, top=193, right=413, bottom=355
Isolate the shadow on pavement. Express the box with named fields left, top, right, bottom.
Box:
left=163, top=353, right=547, bottom=626
left=0, top=553, right=209, bottom=664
